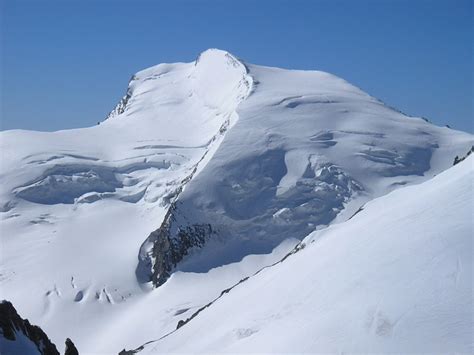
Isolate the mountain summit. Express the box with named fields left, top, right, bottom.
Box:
left=1, top=49, right=472, bottom=354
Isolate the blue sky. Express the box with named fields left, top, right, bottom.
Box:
left=1, top=0, right=472, bottom=132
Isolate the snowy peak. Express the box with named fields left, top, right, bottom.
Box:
left=192, top=49, right=253, bottom=111
left=106, top=49, right=252, bottom=122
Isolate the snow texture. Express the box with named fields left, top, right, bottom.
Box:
left=135, top=155, right=474, bottom=354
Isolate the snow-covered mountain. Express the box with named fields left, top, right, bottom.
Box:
left=0, top=49, right=472, bottom=354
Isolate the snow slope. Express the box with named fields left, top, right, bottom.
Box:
left=0, top=49, right=472, bottom=353
left=135, top=155, right=474, bottom=354
left=145, top=62, right=472, bottom=286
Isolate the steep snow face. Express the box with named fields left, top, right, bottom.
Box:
left=192, top=50, right=252, bottom=112
left=136, top=156, right=474, bottom=354
left=0, top=49, right=472, bottom=353
left=142, top=62, right=473, bottom=285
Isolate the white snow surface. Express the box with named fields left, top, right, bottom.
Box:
left=0, top=49, right=472, bottom=353
left=140, top=155, right=474, bottom=354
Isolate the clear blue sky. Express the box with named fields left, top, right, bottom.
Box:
left=1, top=0, right=472, bottom=132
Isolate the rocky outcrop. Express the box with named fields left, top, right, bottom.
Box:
left=0, top=300, right=59, bottom=354
left=64, top=338, right=79, bottom=355
left=0, top=300, right=78, bottom=355
left=136, top=203, right=216, bottom=287
left=453, top=146, right=473, bottom=165
left=151, top=221, right=214, bottom=286
left=105, top=75, right=136, bottom=121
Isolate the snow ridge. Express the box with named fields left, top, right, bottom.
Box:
left=134, top=49, right=254, bottom=286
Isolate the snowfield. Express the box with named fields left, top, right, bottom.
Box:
left=0, top=49, right=472, bottom=354
left=136, top=155, right=474, bottom=354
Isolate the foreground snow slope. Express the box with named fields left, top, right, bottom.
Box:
left=0, top=49, right=472, bottom=353
left=137, top=155, right=474, bottom=354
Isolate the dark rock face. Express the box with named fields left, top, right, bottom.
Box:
left=0, top=300, right=78, bottom=355
left=106, top=92, right=131, bottom=120
left=105, top=75, right=135, bottom=121
left=64, top=338, right=79, bottom=355
left=0, top=300, right=59, bottom=355
left=136, top=203, right=215, bottom=287
left=152, top=222, right=214, bottom=285
left=453, top=146, right=473, bottom=165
